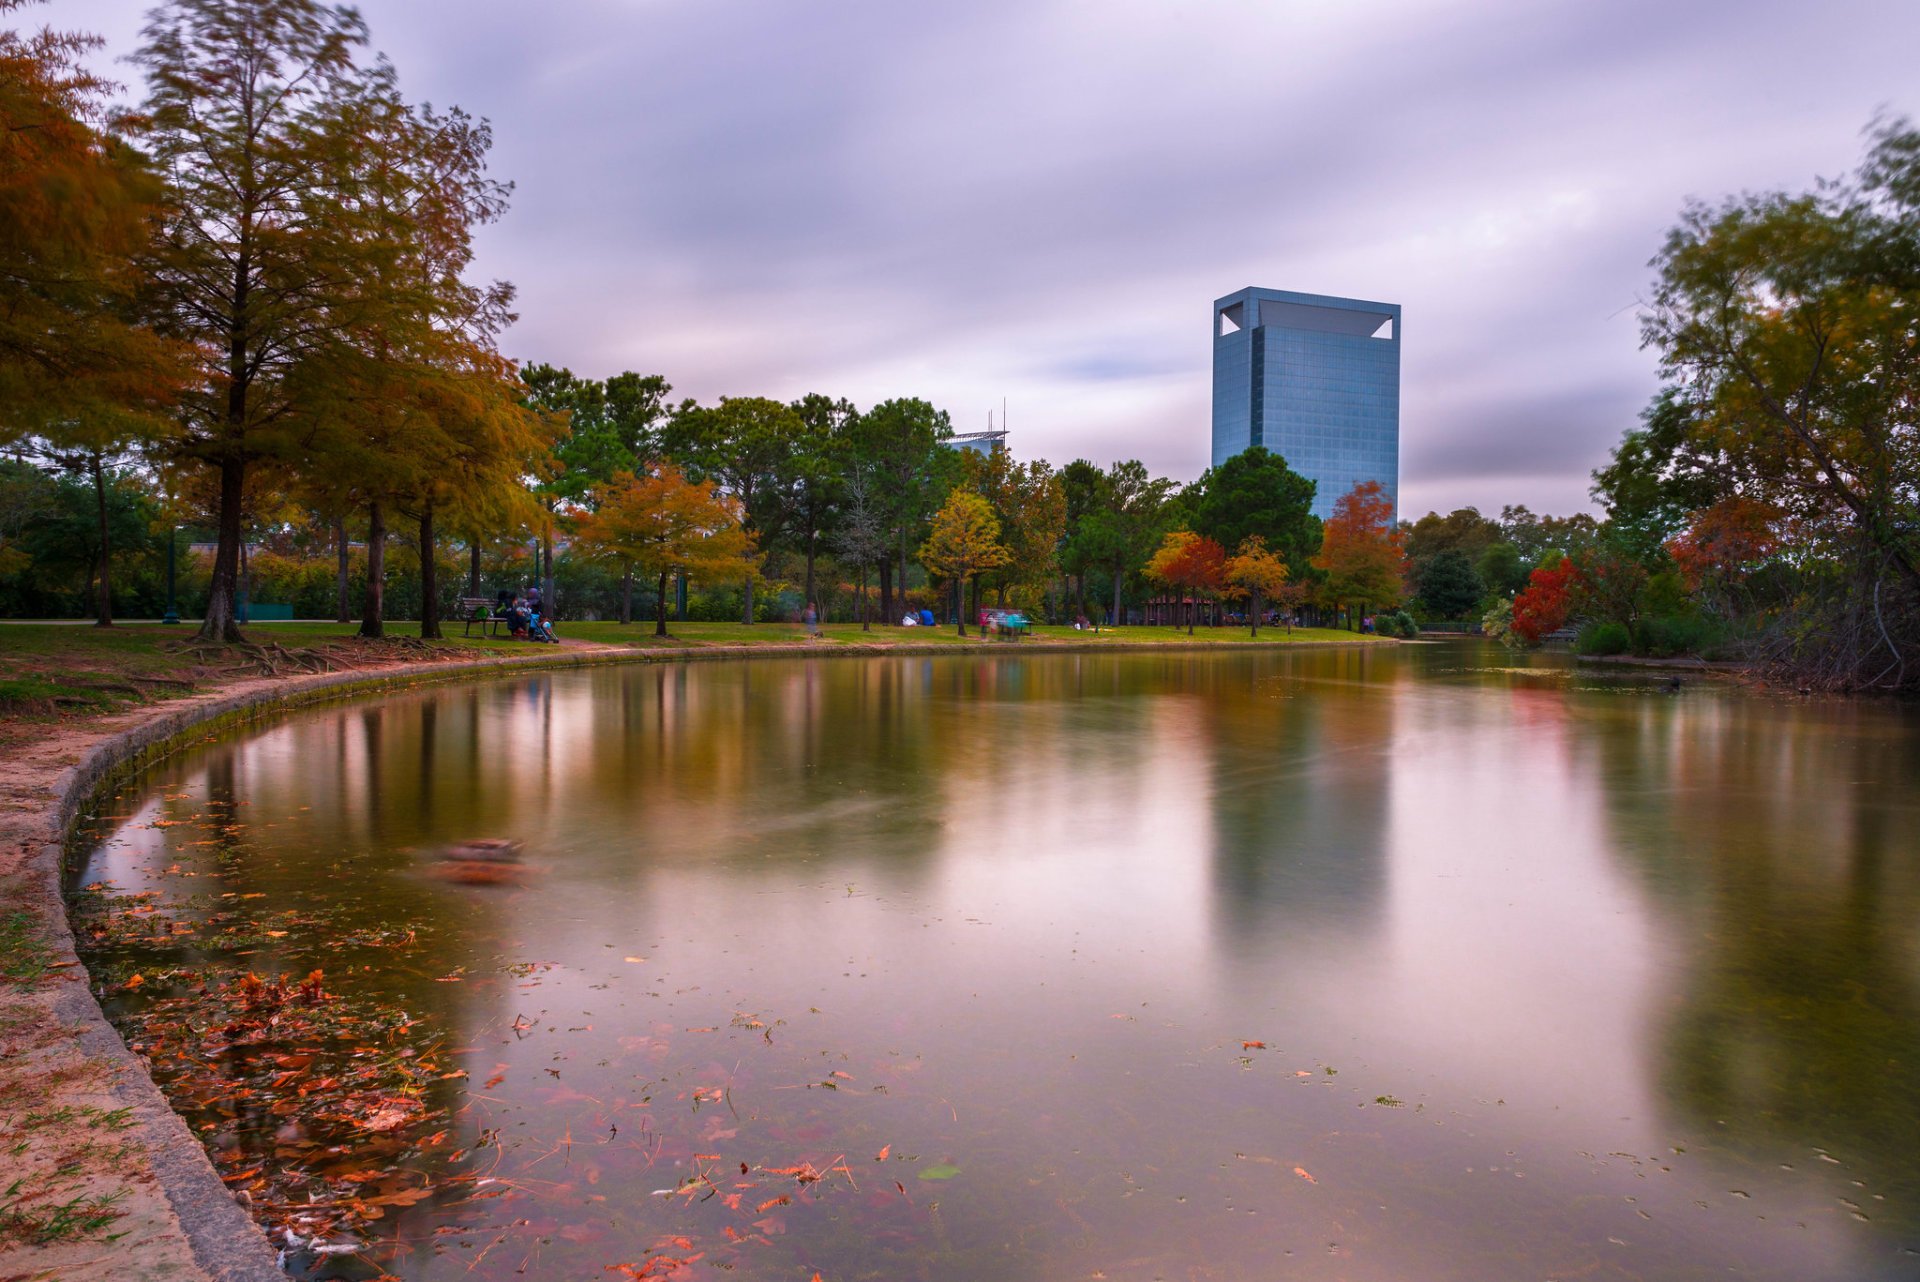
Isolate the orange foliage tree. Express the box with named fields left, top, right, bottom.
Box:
left=1145, top=530, right=1226, bottom=634
left=1311, top=480, right=1406, bottom=629
left=572, top=465, right=756, bottom=635
left=1665, top=496, right=1783, bottom=617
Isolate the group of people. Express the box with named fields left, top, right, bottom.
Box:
left=495, top=587, right=559, bottom=643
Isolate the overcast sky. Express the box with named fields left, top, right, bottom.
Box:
left=57, top=0, right=1920, bottom=516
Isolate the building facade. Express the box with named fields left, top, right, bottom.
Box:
left=1211, top=287, right=1400, bottom=520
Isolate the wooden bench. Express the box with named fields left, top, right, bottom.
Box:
left=461, top=597, right=511, bottom=638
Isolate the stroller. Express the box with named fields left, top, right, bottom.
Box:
left=526, top=605, right=559, bottom=644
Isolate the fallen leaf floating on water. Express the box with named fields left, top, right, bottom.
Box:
left=917, top=1163, right=961, bottom=1181
left=1242, top=1040, right=1266, bottom=1050
left=874, top=1144, right=890, bottom=1162
left=1294, top=1166, right=1318, bottom=1184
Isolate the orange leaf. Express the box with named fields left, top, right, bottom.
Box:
left=756, top=1195, right=791, bottom=1212
left=1242, top=1040, right=1266, bottom=1050
left=875, top=1144, right=890, bottom=1162
left=1293, top=1166, right=1317, bottom=1184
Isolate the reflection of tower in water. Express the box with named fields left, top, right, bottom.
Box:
left=1203, top=648, right=1397, bottom=948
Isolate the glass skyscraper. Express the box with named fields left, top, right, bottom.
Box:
left=1210, top=287, right=1401, bottom=521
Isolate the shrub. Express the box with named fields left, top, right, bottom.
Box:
left=1636, top=613, right=1726, bottom=658
left=1379, top=609, right=1419, bottom=638
left=1575, top=620, right=1631, bottom=655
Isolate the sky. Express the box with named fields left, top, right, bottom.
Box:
left=57, top=0, right=1920, bottom=517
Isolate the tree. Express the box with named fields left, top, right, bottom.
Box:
left=135, top=0, right=385, bottom=642
left=1413, top=548, right=1484, bottom=619
left=1057, top=459, right=1111, bottom=620
left=1476, top=542, right=1528, bottom=597
left=1223, top=536, right=1291, bottom=636
left=572, top=465, right=755, bottom=637
left=1637, top=116, right=1920, bottom=687
left=1, top=2, right=189, bottom=625
left=1188, top=446, right=1320, bottom=572
left=660, top=396, right=802, bottom=624
left=846, top=398, right=954, bottom=623
left=918, top=490, right=1010, bottom=636
left=788, top=393, right=855, bottom=609
left=966, top=449, right=1066, bottom=613
left=1312, top=480, right=1406, bottom=628
left=1145, top=530, right=1226, bottom=635
left=834, top=468, right=888, bottom=630
left=1509, top=557, right=1574, bottom=646
left=1077, top=459, right=1176, bottom=626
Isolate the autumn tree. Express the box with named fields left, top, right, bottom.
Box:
left=1509, top=556, right=1574, bottom=647
left=1637, top=116, right=1920, bottom=686
left=572, top=465, right=755, bottom=637
left=1312, top=480, right=1407, bottom=629
left=1145, top=530, right=1226, bottom=635
left=1, top=1, right=188, bottom=625
left=134, top=0, right=390, bottom=642
left=965, top=448, right=1066, bottom=611
left=1223, top=536, right=1292, bottom=636
left=918, top=490, right=1010, bottom=636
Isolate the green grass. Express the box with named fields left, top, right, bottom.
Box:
left=0, top=911, right=54, bottom=984
left=0, top=1179, right=126, bottom=1247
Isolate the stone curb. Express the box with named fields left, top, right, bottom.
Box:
left=15, top=633, right=1390, bottom=1278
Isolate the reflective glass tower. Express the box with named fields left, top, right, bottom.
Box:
left=1211, top=287, right=1400, bottom=520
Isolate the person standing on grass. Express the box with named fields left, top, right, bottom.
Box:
left=804, top=602, right=818, bottom=636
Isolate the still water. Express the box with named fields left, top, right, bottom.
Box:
left=72, top=643, right=1920, bottom=1280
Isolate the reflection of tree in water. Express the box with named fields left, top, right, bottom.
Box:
left=1586, top=697, right=1920, bottom=1236
left=1202, top=647, right=1397, bottom=944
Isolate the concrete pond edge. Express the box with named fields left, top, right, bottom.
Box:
left=18, top=633, right=1391, bottom=1278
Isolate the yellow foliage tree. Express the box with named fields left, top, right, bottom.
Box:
left=1224, top=535, right=1292, bottom=636
left=918, top=489, right=1011, bottom=635
left=572, top=465, right=757, bottom=636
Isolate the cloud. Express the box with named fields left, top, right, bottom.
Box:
left=61, top=0, right=1920, bottom=513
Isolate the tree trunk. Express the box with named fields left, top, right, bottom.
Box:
left=197, top=455, right=247, bottom=643
left=956, top=577, right=968, bottom=637
left=360, top=499, right=386, bottom=639
left=89, top=452, right=112, bottom=627
left=467, top=540, right=481, bottom=598
left=878, top=559, right=893, bottom=624
left=804, top=535, right=816, bottom=614
left=1187, top=596, right=1194, bottom=636
left=897, top=532, right=908, bottom=624
left=742, top=573, right=755, bottom=625
left=1250, top=590, right=1261, bottom=636
left=621, top=565, right=634, bottom=624
left=541, top=532, right=554, bottom=620
left=1112, top=565, right=1123, bottom=629
left=655, top=570, right=670, bottom=637
left=419, top=504, right=441, bottom=640
left=859, top=565, right=870, bottom=631
left=336, top=515, right=352, bottom=622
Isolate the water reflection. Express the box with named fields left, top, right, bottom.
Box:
left=71, top=646, right=1920, bottom=1280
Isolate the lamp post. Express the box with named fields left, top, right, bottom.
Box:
left=162, top=526, right=180, bottom=624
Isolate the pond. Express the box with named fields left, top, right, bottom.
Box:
left=71, top=642, right=1920, bottom=1281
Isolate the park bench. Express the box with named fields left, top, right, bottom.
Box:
left=461, top=596, right=510, bottom=638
